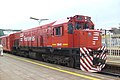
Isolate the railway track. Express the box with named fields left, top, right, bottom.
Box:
left=98, top=64, right=120, bottom=77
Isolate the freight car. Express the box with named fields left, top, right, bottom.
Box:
left=0, top=15, right=108, bottom=72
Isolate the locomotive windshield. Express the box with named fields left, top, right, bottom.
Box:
left=75, top=22, right=89, bottom=30
left=84, top=23, right=89, bottom=29
left=75, top=22, right=94, bottom=30
left=75, top=22, right=82, bottom=30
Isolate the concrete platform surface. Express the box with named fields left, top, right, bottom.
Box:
left=0, top=53, right=119, bottom=80
left=107, top=55, right=120, bottom=66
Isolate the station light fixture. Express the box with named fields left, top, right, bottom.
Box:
left=30, top=17, right=49, bottom=25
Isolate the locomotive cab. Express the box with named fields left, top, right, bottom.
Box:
left=67, top=15, right=107, bottom=72
left=67, top=15, right=102, bottom=49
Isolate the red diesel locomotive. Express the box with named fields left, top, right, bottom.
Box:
left=0, top=15, right=108, bottom=72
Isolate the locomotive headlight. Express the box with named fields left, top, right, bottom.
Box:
left=88, top=32, right=92, bottom=36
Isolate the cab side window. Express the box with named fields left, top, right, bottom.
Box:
left=56, top=27, right=61, bottom=35
left=54, top=26, right=62, bottom=36
left=68, top=23, right=73, bottom=34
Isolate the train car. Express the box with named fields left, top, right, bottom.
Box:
left=0, top=32, right=20, bottom=52
left=0, top=34, right=14, bottom=52
left=0, top=15, right=108, bottom=72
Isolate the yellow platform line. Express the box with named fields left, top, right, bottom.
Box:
left=6, top=54, right=100, bottom=80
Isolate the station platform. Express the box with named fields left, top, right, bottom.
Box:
left=0, top=53, right=119, bottom=80
left=107, top=55, right=120, bottom=66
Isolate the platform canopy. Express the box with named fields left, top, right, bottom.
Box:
left=0, top=29, right=21, bottom=37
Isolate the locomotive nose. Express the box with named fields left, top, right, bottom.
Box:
left=84, top=31, right=102, bottom=50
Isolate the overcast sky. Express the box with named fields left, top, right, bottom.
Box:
left=0, top=0, right=120, bottom=30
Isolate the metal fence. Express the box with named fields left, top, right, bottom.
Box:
left=102, top=34, right=120, bottom=56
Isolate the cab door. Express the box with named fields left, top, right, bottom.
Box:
left=68, top=23, right=74, bottom=47
left=73, top=30, right=80, bottom=48
left=46, top=26, right=52, bottom=46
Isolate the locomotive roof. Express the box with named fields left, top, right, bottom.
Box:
left=22, top=18, right=70, bottom=32
left=53, top=18, right=70, bottom=26
left=22, top=22, right=55, bottom=32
